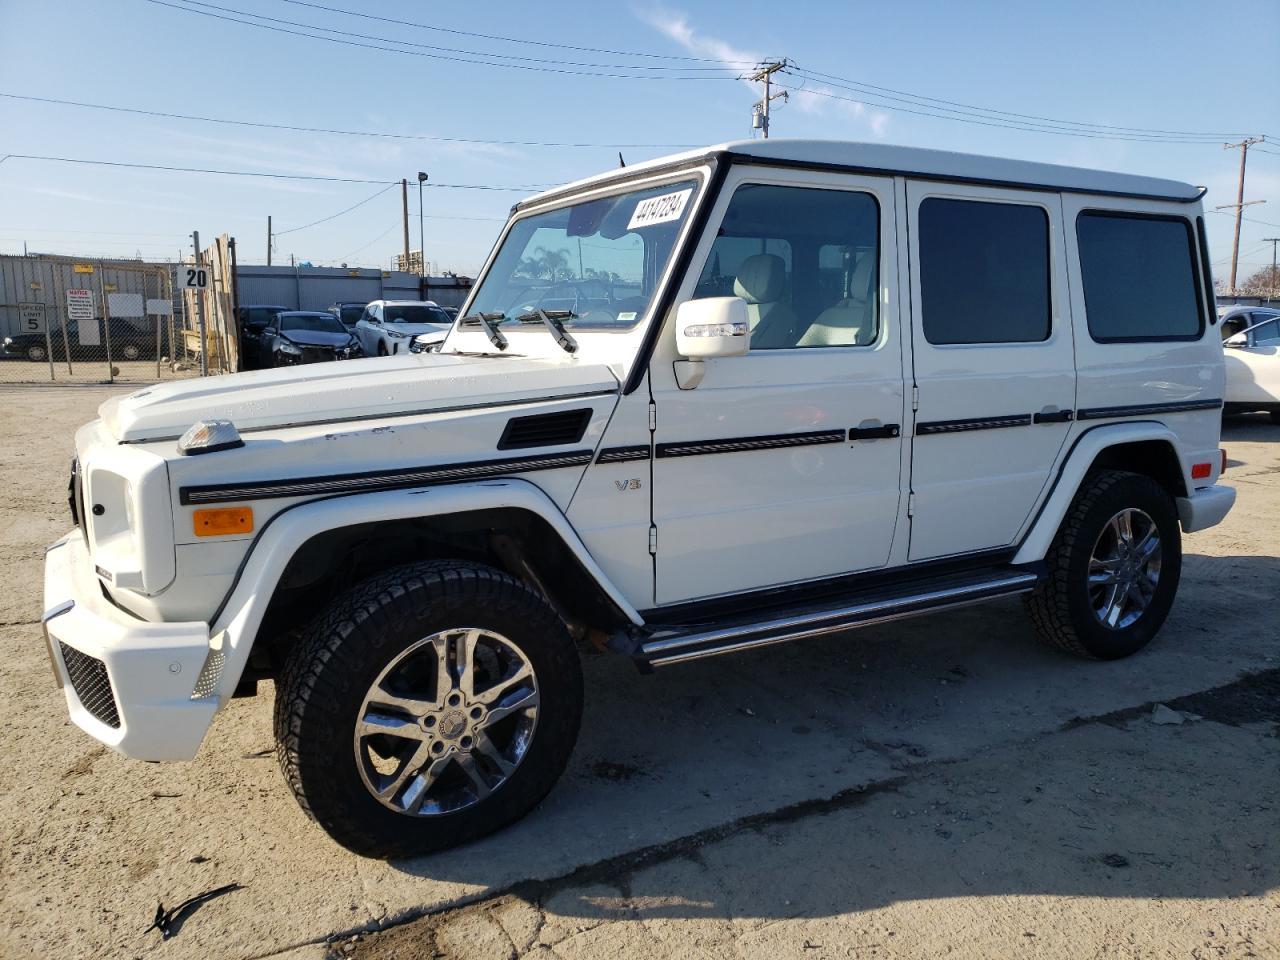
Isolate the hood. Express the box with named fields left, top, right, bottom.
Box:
left=281, top=329, right=355, bottom=348
left=101, top=353, right=619, bottom=442
left=385, top=321, right=450, bottom=337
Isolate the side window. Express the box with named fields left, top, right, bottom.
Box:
left=918, top=198, right=1050, bottom=344
left=1076, top=212, right=1203, bottom=342
left=1251, top=319, right=1280, bottom=345
left=693, top=183, right=880, bottom=349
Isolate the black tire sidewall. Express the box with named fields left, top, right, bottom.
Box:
left=281, top=565, right=582, bottom=857
left=1063, top=475, right=1181, bottom=659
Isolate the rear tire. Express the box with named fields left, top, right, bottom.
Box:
left=1025, top=469, right=1181, bottom=660
left=121, top=344, right=141, bottom=360
left=275, top=560, right=582, bottom=858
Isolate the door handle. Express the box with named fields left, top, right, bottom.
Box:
left=849, top=422, right=901, bottom=440
left=1033, top=407, right=1074, bottom=424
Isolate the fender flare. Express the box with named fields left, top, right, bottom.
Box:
left=206, top=478, right=643, bottom=703
left=1011, top=422, right=1183, bottom=565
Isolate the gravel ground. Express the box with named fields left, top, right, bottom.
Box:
left=0, top=384, right=1276, bottom=960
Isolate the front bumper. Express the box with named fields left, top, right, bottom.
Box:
left=1176, top=483, right=1236, bottom=534
left=42, top=533, right=217, bottom=761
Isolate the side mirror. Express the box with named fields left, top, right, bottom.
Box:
left=675, top=297, right=750, bottom=359
left=262, top=327, right=276, bottom=337
left=1224, top=333, right=1247, bottom=348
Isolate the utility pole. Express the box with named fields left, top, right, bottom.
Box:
left=1265, top=237, right=1280, bottom=297
left=266, top=215, right=272, bottom=267
left=417, top=171, right=429, bottom=278
left=1219, top=137, right=1266, bottom=293
left=192, top=230, right=208, bottom=378
left=401, top=178, right=411, bottom=271
left=748, top=60, right=789, bottom=138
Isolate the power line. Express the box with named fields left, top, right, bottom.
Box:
left=787, top=65, right=1254, bottom=141
left=1207, top=208, right=1280, bottom=229
left=272, top=0, right=753, bottom=64
left=774, top=81, right=1250, bottom=144
left=0, top=153, right=544, bottom=190
left=273, top=182, right=397, bottom=235
left=0, top=92, right=698, bottom=150
left=144, top=0, right=740, bottom=79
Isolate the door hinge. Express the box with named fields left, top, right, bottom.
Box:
left=911, top=385, right=920, bottom=411
left=648, top=401, right=657, bottom=431
left=648, top=525, right=658, bottom=554
left=907, top=492, right=916, bottom=517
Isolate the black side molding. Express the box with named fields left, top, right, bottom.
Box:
left=596, top=445, right=652, bottom=463
left=1076, top=399, right=1222, bottom=421
left=916, top=413, right=1032, bottom=435
left=656, top=429, right=846, bottom=459
left=1033, top=409, right=1075, bottom=424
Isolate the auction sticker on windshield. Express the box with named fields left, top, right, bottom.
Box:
left=627, top=188, right=693, bottom=231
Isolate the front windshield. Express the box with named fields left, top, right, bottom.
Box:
left=466, top=178, right=700, bottom=329
left=385, top=304, right=450, bottom=325
left=281, top=313, right=346, bottom=334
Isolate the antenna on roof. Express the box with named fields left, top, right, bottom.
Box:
left=618, top=152, right=626, bottom=168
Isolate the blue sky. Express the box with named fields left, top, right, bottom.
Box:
left=1, top=0, right=1277, bottom=279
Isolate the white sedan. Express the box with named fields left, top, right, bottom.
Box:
left=354, top=300, right=453, bottom=357
left=1221, top=306, right=1280, bottom=422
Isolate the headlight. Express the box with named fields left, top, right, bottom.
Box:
left=385, top=328, right=406, bottom=339
left=178, top=419, right=244, bottom=456
left=2, top=337, right=12, bottom=346
left=278, top=341, right=302, bottom=355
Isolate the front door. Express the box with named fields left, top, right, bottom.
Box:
left=904, top=181, right=1076, bottom=561
left=650, top=168, right=906, bottom=605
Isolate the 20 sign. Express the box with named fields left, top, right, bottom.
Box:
left=183, top=265, right=211, bottom=289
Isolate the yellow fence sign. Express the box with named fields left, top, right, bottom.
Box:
left=73, top=263, right=94, bottom=274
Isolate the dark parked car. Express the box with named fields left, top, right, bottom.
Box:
left=235, top=304, right=288, bottom=370
left=261, top=311, right=362, bottom=368
left=328, top=301, right=369, bottom=329
left=2, top=317, right=162, bottom=363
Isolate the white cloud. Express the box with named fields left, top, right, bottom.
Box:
left=635, top=5, right=890, bottom=138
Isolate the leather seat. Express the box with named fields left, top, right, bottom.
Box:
left=734, top=254, right=800, bottom=349
left=797, top=252, right=877, bottom=348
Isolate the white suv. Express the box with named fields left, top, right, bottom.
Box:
left=43, top=140, right=1234, bottom=857
left=353, top=299, right=452, bottom=356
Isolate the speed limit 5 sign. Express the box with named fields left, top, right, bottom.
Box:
left=18, top=302, right=46, bottom=333
left=182, top=265, right=211, bottom=289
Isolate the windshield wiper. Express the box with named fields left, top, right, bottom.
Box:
left=514, top=309, right=578, bottom=355
left=459, top=312, right=508, bottom=351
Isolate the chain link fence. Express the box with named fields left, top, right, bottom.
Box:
left=0, top=254, right=203, bottom=384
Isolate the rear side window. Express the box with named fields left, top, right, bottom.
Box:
left=1076, top=212, right=1203, bottom=342
left=918, top=198, right=1050, bottom=344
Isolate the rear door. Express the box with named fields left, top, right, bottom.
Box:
left=905, top=182, right=1075, bottom=561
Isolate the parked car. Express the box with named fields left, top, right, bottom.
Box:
left=1220, top=306, right=1280, bottom=421
left=408, top=330, right=448, bottom=353
left=354, top=300, right=452, bottom=356
left=328, top=301, right=369, bottom=330
left=44, top=139, right=1234, bottom=858
left=2, top=317, right=160, bottom=362
left=260, top=311, right=362, bottom=368
left=235, top=304, right=287, bottom=370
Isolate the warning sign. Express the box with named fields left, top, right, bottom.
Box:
left=66, top=288, right=94, bottom=321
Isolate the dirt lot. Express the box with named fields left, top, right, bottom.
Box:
left=0, top=383, right=1276, bottom=960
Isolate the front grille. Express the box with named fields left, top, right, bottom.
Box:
left=300, top=346, right=334, bottom=364
left=58, top=642, right=121, bottom=729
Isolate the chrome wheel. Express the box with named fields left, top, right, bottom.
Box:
left=27, top=344, right=46, bottom=362
left=353, top=627, right=539, bottom=816
left=1088, top=507, right=1161, bottom=630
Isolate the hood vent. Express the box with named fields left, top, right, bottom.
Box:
left=498, top=408, right=592, bottom=450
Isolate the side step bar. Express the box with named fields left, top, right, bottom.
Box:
left=638, top=570, right=1038, bottom=668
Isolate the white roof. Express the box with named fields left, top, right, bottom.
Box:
left=522, top=139, right=1201, bottom=207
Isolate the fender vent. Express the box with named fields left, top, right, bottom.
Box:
left=498, top=408, right=592, bottom=450
left=59, top=642, right=121, bottom=729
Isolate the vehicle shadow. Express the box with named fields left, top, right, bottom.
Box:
left=382, top=553, right=1280, bottom=921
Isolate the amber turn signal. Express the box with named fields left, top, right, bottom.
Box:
left=193, top=506, right=254, bottom=537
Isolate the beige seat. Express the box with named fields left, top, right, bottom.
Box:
left=734, top=254, right=800, bottom=349
left=797, top=253, right=877, bottom=347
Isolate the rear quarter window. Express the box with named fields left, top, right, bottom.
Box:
left=1076, top=212, right=1204, bottom=342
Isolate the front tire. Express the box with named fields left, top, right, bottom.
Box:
left=377, top=341, right=388, bottom=356
left=1026, top=469, right=1181, bottom=660
left=26, top=344, right=46, bottom=362
left=275, top=560, right=583, bottom=858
